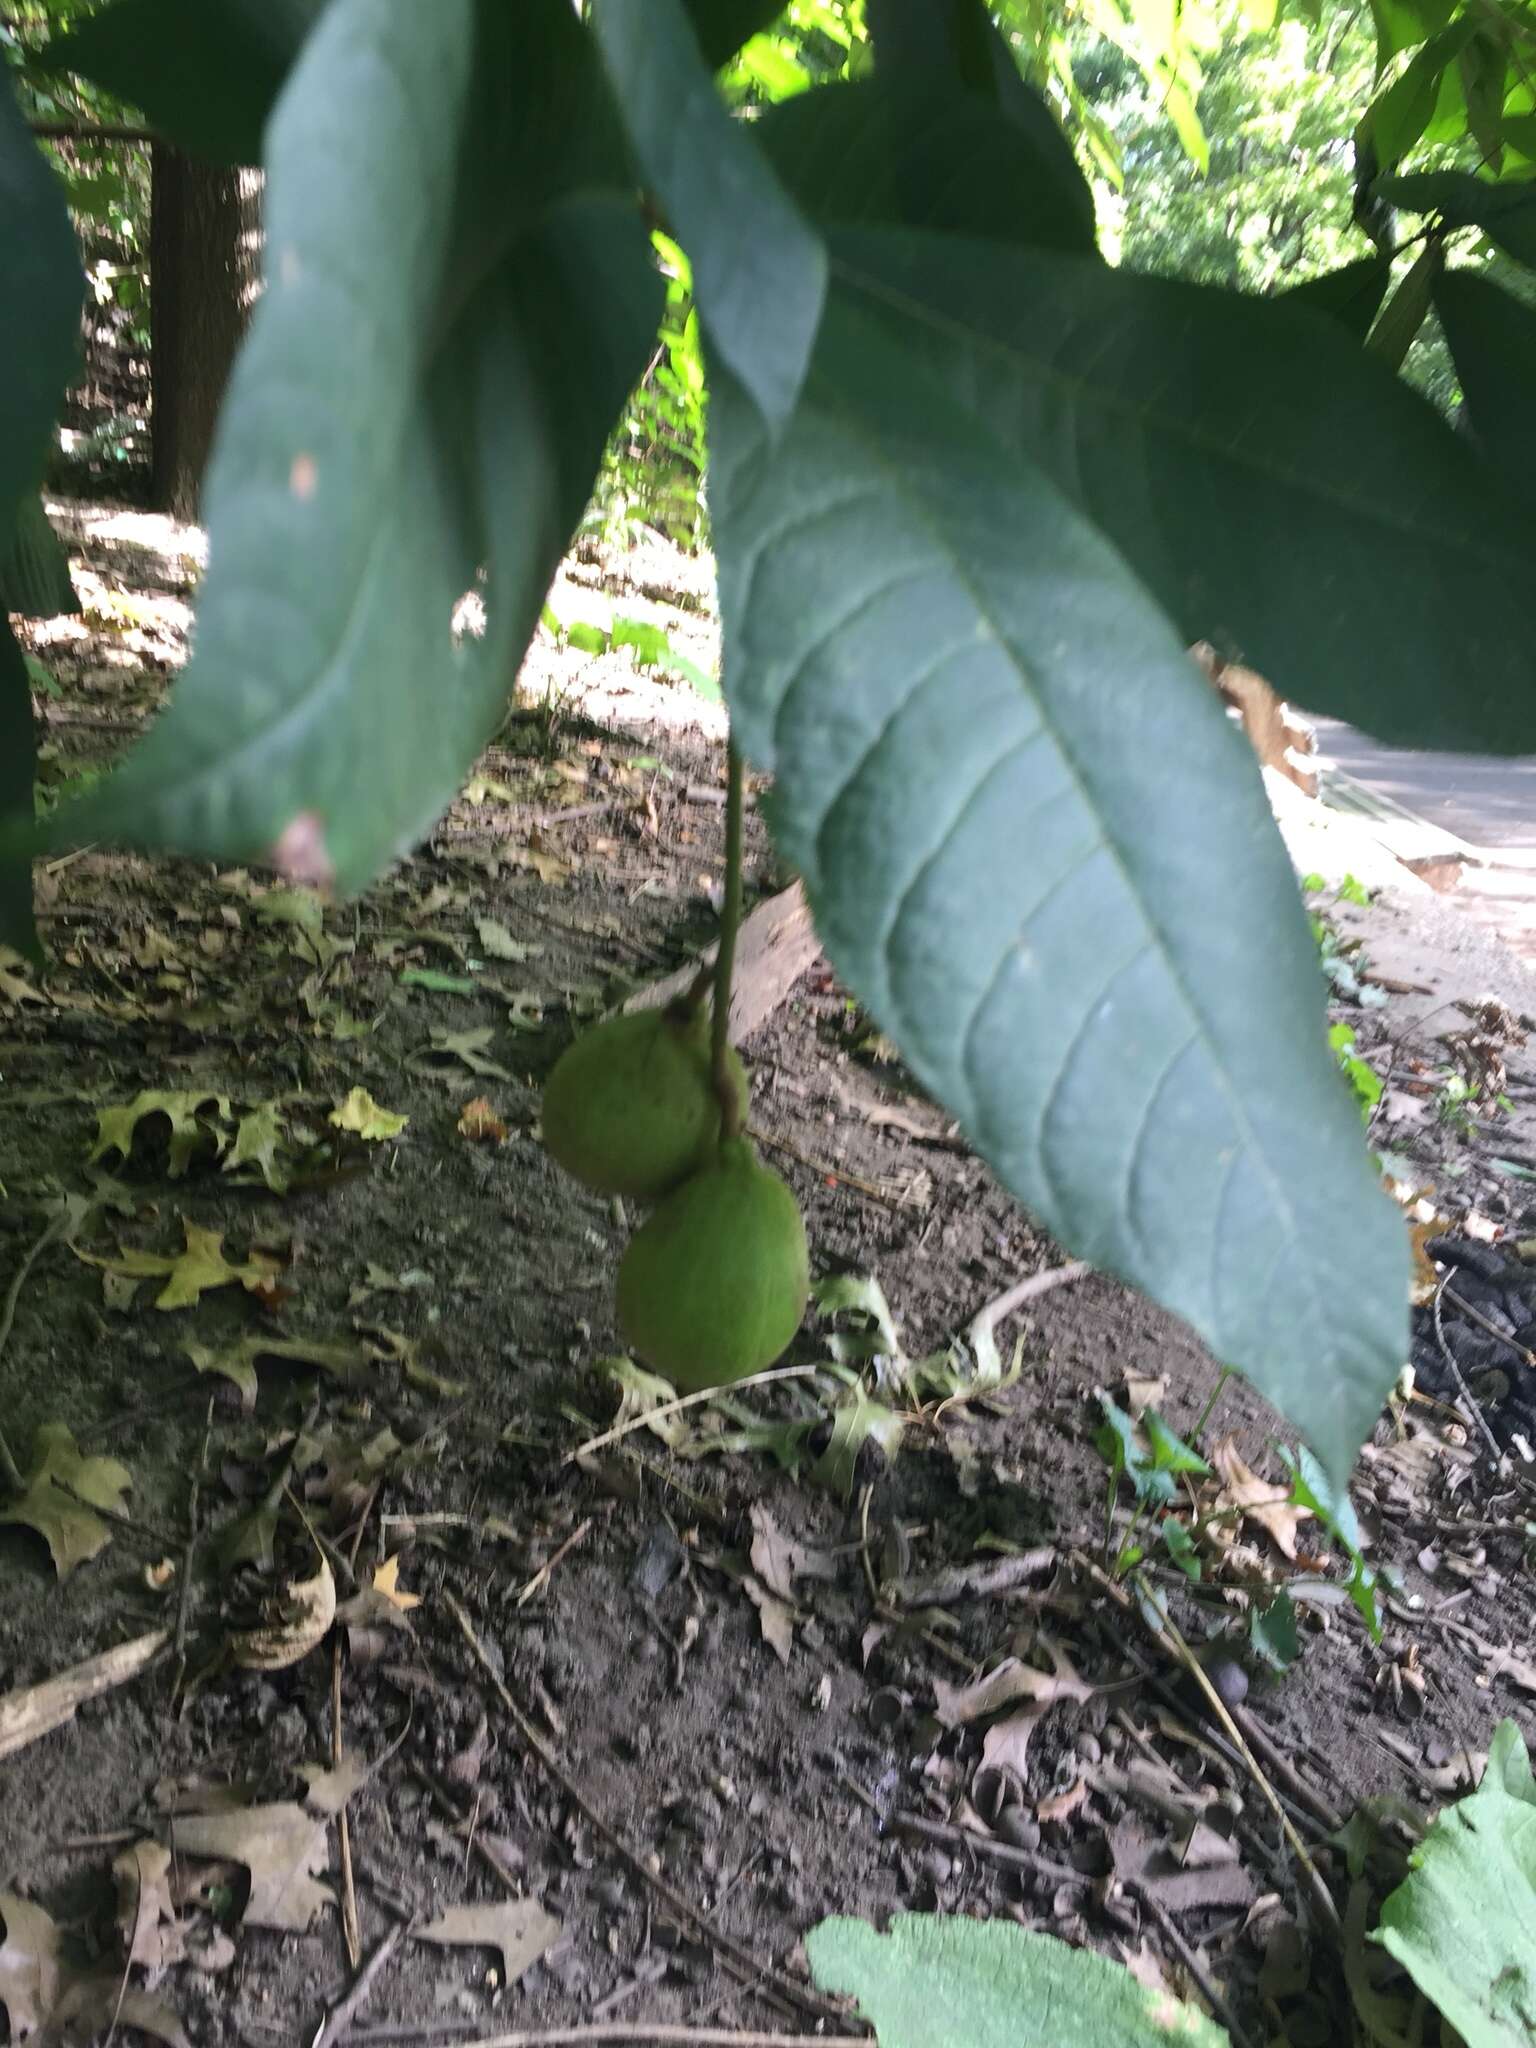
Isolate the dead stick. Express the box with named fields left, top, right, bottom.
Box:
left=966, top=1262, right=1090, bottom=1352
left=365, top=2030, right=838, bottom=2048
left=565, top=1363, right=826, bottom=1465
left=1139, top=1582, right=1341, bottom=1939
left=312, top=1917, right=410, bottom=2048
left=444, top=1592, right=843, bottom=2026
left=890, top=1809, right=1083, bottom=1888
left=515, top=1516, right=593, bottom=1608
left=332, top=1637, right=363, bottom=1969
left=1130, top=1880, right=1258, bottom=2048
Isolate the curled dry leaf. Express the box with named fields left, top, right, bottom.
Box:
left=1036, top=1778, right=1088, bottom=1825
left=230, top=1559, right=336, bottom=1671
left=457, top=1095, right=509, bottom=1143
left=1209, top=1436, right=1311, bottom=1561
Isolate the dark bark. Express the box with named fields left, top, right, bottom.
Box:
left=149, top=145, right=261, bottom=520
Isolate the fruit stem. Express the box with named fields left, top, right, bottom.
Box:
left=712, top=741, right=745, bottom=1137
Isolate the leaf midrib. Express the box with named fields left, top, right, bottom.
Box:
left=800, top=366, right=1320, bottom=1339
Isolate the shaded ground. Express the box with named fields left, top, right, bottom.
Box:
left=2, top=506, right=1534, bottom=2048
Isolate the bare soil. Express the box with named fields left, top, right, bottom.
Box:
left=1, top=505, right=1533, bottom=2048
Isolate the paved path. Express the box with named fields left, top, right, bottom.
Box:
left=1310, top=718, right=1536, bottom=962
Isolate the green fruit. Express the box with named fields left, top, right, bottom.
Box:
left=541, top=1006, right=748, bottom=1200
left=617, top=1136, right=809, bottom=1389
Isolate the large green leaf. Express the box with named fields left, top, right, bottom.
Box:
left=710, top=289, right=1408, bottom=1481
left=44, top=0, right=321, bottom=165
left=819, top=227, right=1536, bottom=752
left=1375, top=1721, right=1536, bottom=2047
left=1, top=73, right=81, bottom=961
left=1433, top=269, right=1536, bottom=503
left=0, top=74, right=82, bottom=530
left=47, top=0, right=662, bottom=890
left=807, top=1914, right=1230, bottom=2046
left=757, top=77, right=1097, bottom=253
left=1375, top=168, right=1536, bottom=267
left=1279, top=256, right=1391, bottom=340
left=0, top=620, right=39, bottom=960
left=868, top=0, right=1097, bottom=197
left=1364, top=19, right=1476, bottom=168
left=0, top=496, right=77, bottom=618
left=1364, top=240, right=1440, bottom=370
left=592, top=0, right=825, bottom=432
left=685, top=0, right=790, bottom=69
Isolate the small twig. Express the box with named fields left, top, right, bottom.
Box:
left=856, top=1485, right=879, bottom=1606
left=1432, top=1276, right=1505, bottom=1463
left=1138, top=1581, right=1341, bottom=1939
left=514, top=1516, right=593, bottom=1608
left=1442, top=1282, right=1536, bottom=1369
left=174, top=1400, right=214, bottom=1668
left=311, top=1917, right=410, bottom=2048
left=1131, top=1879, right=1258, bottom=2048
left=0, top=1206, right=75, bottom=1492
left=890, top=1808, right=1084, bottom=1887
left=413, top=1767, right=537, bottom=1898
left=564, top=1364, right=826, bottom=1465
left=444, top=1591, right=843, bottom=2026
left=1228, top=1702, right=1342, bottom=1834
left=887, top=1547, right=1058, bottom=1610
left=332, top=1637, right=363, bottom=1969
left=370, top=2029, right=840, bottom=2048
left=966, top=1262, right=1089, bottom=1351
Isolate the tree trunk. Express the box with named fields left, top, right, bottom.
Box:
left=149, top=146, right=261, bottom=520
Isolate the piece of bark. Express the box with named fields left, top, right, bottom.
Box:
left=622, top=880, right=821, bottom=1045
left=0, top=1629, right=168, bottom=1760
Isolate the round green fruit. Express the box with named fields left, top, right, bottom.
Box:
left=617, top=1136, right=809, bottom=1389
left=541, top=1006, right=747, bottom=1201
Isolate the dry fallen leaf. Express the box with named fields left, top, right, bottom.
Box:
left=0, top=1422, right=132, bottom=1577
left=371, top=1555, right=422, bottom=1612
left=1036, top=1778, right=1088, bottom=1825
left=0, top=1891, right=190, bottom=2047
left=1209, top=1437, right=1311, bottom=1561
left=933, top=1635, right=1095, bottom=1729
left=329, top=1087, right=408, bottom=1140
left=230, top=1559, right=336, bottom=1671
left=0, top=1892, right=61, bottom=2037
left=183, top=1332, right=370, bottom=1410
left=742, top=1575, right=797, bottom=1665
left=83, top=1217, right=281, bottom=1311
left=457, top=1095, right=509, bottom=1143
left=169, top=1802, right=332, bottom=1932
left=748, top=1503, right=839, bottom=1604
left=298, top=1756, right=369, bottom=1816
left=415, top=1899, right=561, bottom=1982
left=114, top=1840, right=186, bottom=1969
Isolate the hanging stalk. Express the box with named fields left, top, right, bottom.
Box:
left=712, top=740, right=745, bottom=1136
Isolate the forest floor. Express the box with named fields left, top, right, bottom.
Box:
left=1, top=502, right=1534, bottom=2048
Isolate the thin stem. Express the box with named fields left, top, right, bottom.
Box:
left=0, top=1207, right=75, bottom=1494
left=712, top=742, right=745, bottom=1138
left=1189, top=1364, right=1235, bottom=1449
